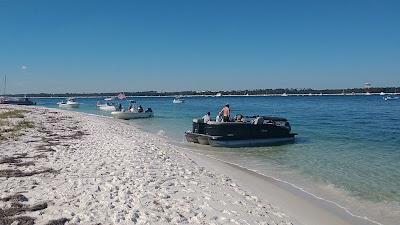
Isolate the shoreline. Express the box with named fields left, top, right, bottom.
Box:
left=0, top=105, right=389, bottom=224
left=183, top=149, right=381, bottom=225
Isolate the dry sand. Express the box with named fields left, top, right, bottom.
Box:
left=1, top=105, right=294, bottom=225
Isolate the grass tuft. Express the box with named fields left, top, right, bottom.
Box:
left=0, top=110, right=29, bottom=119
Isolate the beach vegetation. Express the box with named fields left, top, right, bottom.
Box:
left=0, top=109, right=29, bottom=119
left=0, top=109, right=34, bottom=143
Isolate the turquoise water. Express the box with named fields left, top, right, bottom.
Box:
left=36, top=96, right=400, bottom=224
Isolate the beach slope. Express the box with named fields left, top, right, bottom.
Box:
left=0, top=105, right=294, bottom=224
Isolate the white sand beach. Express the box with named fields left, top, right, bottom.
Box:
left=0, top=105, right=378, bottom=225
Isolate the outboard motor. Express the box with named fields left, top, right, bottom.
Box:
left=284, top=121, right=291, bottom=131
left=192, top=118, right=206, bottom=134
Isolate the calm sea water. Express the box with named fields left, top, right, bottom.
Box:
left=36, top=95, right=400, bottom=224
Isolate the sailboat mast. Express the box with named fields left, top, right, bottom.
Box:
left=3, top=75, right=6, bottom=96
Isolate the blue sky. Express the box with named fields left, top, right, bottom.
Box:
left=0, top=0, right=399, bottom=93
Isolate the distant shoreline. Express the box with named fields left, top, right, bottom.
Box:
left=19, top=92, right=400, bottom=98
left=4, top=86, right=400, bottom=98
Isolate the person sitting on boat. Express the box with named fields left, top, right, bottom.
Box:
left=234, top=114, right=244, bottom=122
left=216, top=111, right=223, bottom=122
left=220, top=104, right=230, bottom=122
left=118, top=103, right=123, bottom=111
left=138, top=105, right=144, bottom=113
left=202, top=112, right=211, bottom=123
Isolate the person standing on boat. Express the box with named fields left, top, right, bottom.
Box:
left=202, top=112, right=211, bottom=123
left=220, top=104, right=230, bottom=122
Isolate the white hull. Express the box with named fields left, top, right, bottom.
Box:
left=99, top=105, right=116, bottom=111
left=384, top=96, right=399, bottom=101
left=173, top=99, right=184, bottom=104
left=58, top=103, right=80, bottom=108
left=111, top=111, right=153, bottom=120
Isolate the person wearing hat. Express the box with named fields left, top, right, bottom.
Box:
left=220, top=104, right=230, bottom=122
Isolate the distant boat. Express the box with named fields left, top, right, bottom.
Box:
left=308, top=93, right=312, bottom=96
left=215, top=93, right=222, bottom=97
left=281, top=93, right=288, bottom=97
left=97, top=97, right=117, bottom=111
left=58, top=97, right=80, bottom=108
left=0, top=75, right=36, bottom=105
left=380, top=92, right=386, bottom=96
left=365, top=92, right=372, bottom=96
left=111, top=109, right=153, bottom=120
left=98, top=102, right=116, bottom=111
left=173, top=97, right=185, bottom=104
left=0, top=97, right=36, bottom=105
left=104, top=97, right=116, bottom=101
left=384, top=96, right=399, bottom=101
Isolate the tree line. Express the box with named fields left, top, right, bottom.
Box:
left=7, top=87, right=400, bottom=97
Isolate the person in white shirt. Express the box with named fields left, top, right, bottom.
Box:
left=202, top=112, right=211, bottom=123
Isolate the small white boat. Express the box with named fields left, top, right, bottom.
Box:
left=111, top=110, right=153, bottom=120
left=365, top=92, right=372, bottom=96
left=380, top=92, right=386, bottom=96
left=58, top=98, right=80, bottom=108
left=281, top=93, right=288, bottom=97
left=384, top=96, right=399, bottom=101
left=97, top=98, right=117, bottom=111
left=99, top=104, right=116, bottom=111
left=173, top=98, right=185, bottom=104
left=104, top=97, right=115, bottom=101
left=215, top=93, right=222, bottom=97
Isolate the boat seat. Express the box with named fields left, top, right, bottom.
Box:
left=193, top=118, right=205, bottom=123
left=252, top=117, right=264, bottom=125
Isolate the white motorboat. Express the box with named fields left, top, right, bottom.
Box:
left=281, top=93, right=288, bottom=97
left=104, top=97, right=115, bottom=101
left=111, top=110, right=153, bottom=120
left=58, top=98, right=80, bottom=108
left=99, top=104, right=116, bottom=111
left=215, top=93, right=222, bottom=97
left=97, top=98, right=117, bottom=111
left=173, top=98, right=185, bottom=104
left=380, top=92, right=386, bottom=96
left=384, top=96, right=399, bottom=101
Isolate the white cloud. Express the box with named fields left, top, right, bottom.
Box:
left=21, top=65, right=27, bottom=70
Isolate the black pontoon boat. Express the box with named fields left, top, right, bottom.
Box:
left=185, top=116, right=296, bottom=147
